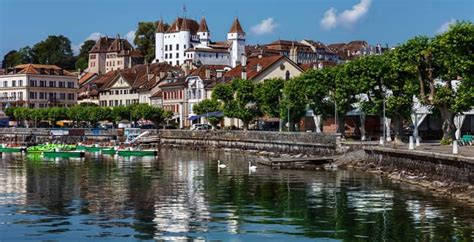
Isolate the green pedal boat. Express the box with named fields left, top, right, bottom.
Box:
left=0, top=147, right=25, bottom=153
left=43, top=151, right=85, bottom=158
left=117, top=150, right=158, bottom=157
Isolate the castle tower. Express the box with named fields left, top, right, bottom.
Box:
left=227, top=17, right=246, bottom=68
left=155, top=20, right=165, bottom=63
left=178, top=17, right=191, bottom=66
left=197, top=16, right=210, bottom=46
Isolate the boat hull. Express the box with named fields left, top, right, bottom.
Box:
left=117, top=150, right=157, bottom=157
left=43, top=151, right=85, bottom=158
left=101, top=149, right=116, bottom=155
left=0, top=147, right=24, bottom=153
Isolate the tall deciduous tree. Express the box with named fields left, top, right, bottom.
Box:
left=31, top=35, right=75, bottom=70
left=193, top=99, right=223, bottom=128
left=254, top=78, right=284, bottom=118
left=134, top=22, right=166, bottom=63
left=75, top=39, right=96, bottom=71
left=212, top=79, right=260, bottom=130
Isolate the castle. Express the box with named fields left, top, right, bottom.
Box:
left=154, top=16, right=245, bottom=68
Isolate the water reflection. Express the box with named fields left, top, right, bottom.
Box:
left=0, top=150, right=472, bottom=241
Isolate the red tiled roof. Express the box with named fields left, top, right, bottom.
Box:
left=224, top=55, right=284, bottom=80
left=198, top=16, right=210, bottom=33
left=10, top=64, right=75, bottom=76
left=189, top=65, right=229, bottom=80
left=156, top=20, right=166, bottom=33
left=229, top=17, right=245, bottom=34
left=166, top=17, right=200, bottom=35
left=78, top=72, right=98, bottom=86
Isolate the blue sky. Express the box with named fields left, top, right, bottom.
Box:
left=0, top=0, right=473, bottom=57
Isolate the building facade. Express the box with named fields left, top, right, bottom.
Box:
left=0, top=64, right=78, bottom=109
left=88, top=35, right=143, bottom=75
left=155, top=16, right=246, bottom=68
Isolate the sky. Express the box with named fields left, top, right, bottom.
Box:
left=0, top=0, right=473, bottom=58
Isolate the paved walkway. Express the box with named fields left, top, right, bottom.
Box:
left=344, top=140, right=474, bottom=158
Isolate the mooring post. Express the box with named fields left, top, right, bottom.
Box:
left=452, top=140, right=458, bottom=155
left=409, top=136, right=414, bottom=150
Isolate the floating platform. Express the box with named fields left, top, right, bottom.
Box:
left=117, top=150, right=157, bottom=157
left=257, top=156, right=334, bottom=168
left=43, top=151, right=85, bottom=158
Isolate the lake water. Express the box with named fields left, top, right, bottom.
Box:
left=0, top=149, right=473, bottom=241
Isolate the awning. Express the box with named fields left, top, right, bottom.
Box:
left=188, top=116, right=200, bottom=121
left=201, top=111, right=223, bottom=118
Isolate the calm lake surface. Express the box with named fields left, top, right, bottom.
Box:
left=0, top=149, right=473, bottom=241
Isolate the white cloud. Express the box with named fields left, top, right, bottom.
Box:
left=437, top=18, right=456, bottom=34
left=251, top=17, right=278, bottom=35
left=125, top=30, right=136, bottom=45
left=320, top=0, right=372, bottom=30
left=321, top=8, right=337, bottom=30
left=72, top=32, right=103, bottom=55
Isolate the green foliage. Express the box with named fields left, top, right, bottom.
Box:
left=254, top=78, right=284, bottom=118
left=193, top=99, right=223, bottom=128
left=134, top=22, right=161, bottom=63
left=75, top=57, right=88, bottom=71
left=31, top=35, right=75, bottom=70
left=212, top=79, right=260, bottom=130
left=2, top=47, right=33, bottom=68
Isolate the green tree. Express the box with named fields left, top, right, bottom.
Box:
left=134, top=22, right=158, bottom=63
left=31, top=35, right=75, bottom=70
left=193, top=99, right=223, bottom=128
left=75, top=39, right=96, bottom=71
left=409, top=21, right=474, bottom=141
left=212, top=78, right=260, bottom=130
left=254, top=78, right=284, bottom=118
left=2, top=47, right=33, bottom=68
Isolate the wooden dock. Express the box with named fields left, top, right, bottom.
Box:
left=256, top=156, right=335, bottom=168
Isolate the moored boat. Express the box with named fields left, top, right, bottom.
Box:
left=117, top=150, right=157, bottom=157
left=43, top=151, right=85, bottom=158
left=101, top=148, right=117, bottom=155
left=0, top=147, right=25, bottom=153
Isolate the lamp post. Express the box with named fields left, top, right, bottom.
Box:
left=383, top=97, right=386, bottom=145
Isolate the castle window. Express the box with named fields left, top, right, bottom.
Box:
left=165, top=45, right=168, bottom=51
left=170, top=45, right=172, bottom=51
left=176, top=53, right=179, bottom=58
left=184, top=44, right=187, bottom=49
left=176, top=44, right=179, bottom=50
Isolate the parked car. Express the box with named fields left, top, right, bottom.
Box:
left=191, top=123, right=212, bottom=130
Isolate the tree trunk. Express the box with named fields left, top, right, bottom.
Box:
left=243, top=120, right=249, bottom=130
left=439, top=105, right=455, bottom=141
left=337, top=115, right=345, bottom=137
left=392, top=116, right=405, bottom=144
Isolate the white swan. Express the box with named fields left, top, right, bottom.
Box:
left=248, top=161, right=257, bottom=172
left=217, top=160, right=227, bottom=168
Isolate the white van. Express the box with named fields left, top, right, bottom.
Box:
left=191, top=123, right=212, bottom=130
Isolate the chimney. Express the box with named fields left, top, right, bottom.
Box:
left=205, top=69, right=211, bottom=79
left=241, top=54, right=247, bottom=80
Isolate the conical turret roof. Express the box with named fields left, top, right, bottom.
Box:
left=198, top=16, right=210, bottom=33
left=229, top=17, right=245, bottom=34
left=156, top=20, right=166, bottom=33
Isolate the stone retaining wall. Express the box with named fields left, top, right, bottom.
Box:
left=154, top=130, right=341, bottom=155
left=364, top=147, right=474, bottom=184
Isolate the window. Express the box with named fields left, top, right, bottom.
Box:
left=49, top=81, right=56, bottom=87
left=19, top=80, right=23, bottom=86
left=126, top=99, right=130, bottom=106
left=285, top=70, right=291, bottom=80
left=60, top=93, right=66, bottom=100
left=176, top=44, right=179, bottom=50
left=58, top=81, right=65, bottom=88
left=30, top=92, right=36, bottom=99
left=169, top=45, right=172, bottom=51
left=3, top=81, right=6, bottom=87
left=184, top=44, right=187, bottom=49
left=165, top=45, right=168, bottom=51
left=176, top=53, right=179, bottom=58
left=115, top=90, right=119, bottom=95
left=40, top=80, right=46, bottom=87
left=165, top=54, right=168, bottom=59
left=67, top=93, right=75, bottom=100
left=176, top=61, right=179, bottom=66
left=114, top=100, right=118, bottom=106
left=109, top=100, right=113, bottom=106
left=12, top=80, right=16, bottom=87
left=18, top=92, right=22, bottom=100
left=90, top=54, right=96, bottom=59
left=67, top=82, right=75, bottom=88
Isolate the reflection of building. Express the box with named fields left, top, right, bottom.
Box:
left=153, top=158, right=210, bottom=240
left=0, top=64, right=78, bottom=110
left=0, top=162, right=26, bottom=205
